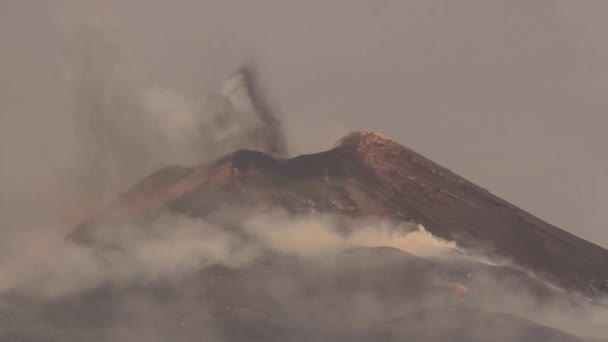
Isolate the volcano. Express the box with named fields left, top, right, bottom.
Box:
left=4, top=73, right=608, bottom=342
left=57, top=128, right=608, bottom=341
left=72, top=130, right=608, bottom=297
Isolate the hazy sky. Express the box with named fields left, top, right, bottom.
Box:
left=1, top=0, right=607, bottom=247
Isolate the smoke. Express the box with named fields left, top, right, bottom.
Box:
left=65, top=24, right=287, bottom=209
left=0, top=208, right=467, bottom=341
left=0, top=20, right=288, bottom=243
left=1, top=206, right=607, bottom=340
left=0, top=209, right=456, bottom=298
left=246, top=212, right=459, bottom=259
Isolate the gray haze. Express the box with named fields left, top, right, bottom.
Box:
left=1, top=0, right=608, bottom=247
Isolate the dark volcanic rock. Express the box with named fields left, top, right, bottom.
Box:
left=72, top=132, right=608, bottom=296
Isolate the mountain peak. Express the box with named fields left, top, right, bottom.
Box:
left=339, top=131, right=397, bottom=148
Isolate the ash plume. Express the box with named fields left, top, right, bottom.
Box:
left=68, top=25, right=288, bottom=209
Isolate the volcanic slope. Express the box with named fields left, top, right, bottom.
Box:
left=72, top=131, right=608, bottom=296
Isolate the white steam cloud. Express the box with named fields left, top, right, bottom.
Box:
left=247, top=213, right=459, bottom=259
left=0, top=210, right=456, bottom=298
